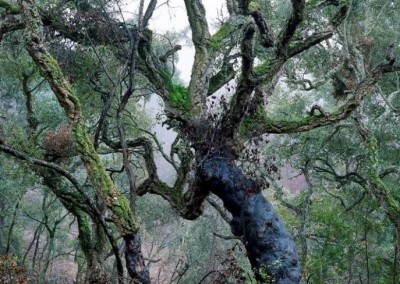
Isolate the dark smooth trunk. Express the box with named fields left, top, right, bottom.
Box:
left=124, top=234, right=150, bottom=283
left=199, top=152, right=301, bottom=283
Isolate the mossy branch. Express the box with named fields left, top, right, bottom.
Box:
left=22, top=0, right=138, bottom=236
left=0, top=0, right=20, bottom=14
left=240, top=60, right=398, bottom=139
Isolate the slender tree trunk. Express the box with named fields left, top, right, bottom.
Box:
left=31, top=223, right=44, bottom=272
left=394, top=234, right=398, bottom=284
left=0, top=203, right=5, bottom=255
left=39, top=231, right=55, bottom=283
left=22, top=2, right=149, bottom=282
left=84, top=222, right=110, bottom=283
left=22, top=222, right=42, bottom=265
left=41, top=172, right=113, bottom=284
left=5, top=201, right=20, bottom=255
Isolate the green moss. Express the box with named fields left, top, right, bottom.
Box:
left=256, top=265, right=275, bottom=282
left=113, top=197, right=138, bottom=232
left=365, top=136, right=400, bottom=227
left=208, top=23, right=231, bottom=50
left=41, top=53, right=82, bottom=112
left=72, top=124, right=113, bottom=194
left=306, top=0, right=319, bottom=9
left=239, top=110, right=316, bottom=138
left=161, top=70, right=191, bottom=110
left=0, top=0, right=20, bottom=13
left=76, top=211, right=92, bottom=248
left=169, top=84, right=191, bottom=110
left=72, top=124, right=138, bottom=234
left=253, top=60, right=273, bottom=76
left=25, top=3, right=139, bottom=237
left=248, top=1, right=260, bottom=12
left=208, top=65, right=235, bottom=95
left=42, top=54, right=63, bottom=78
left=253, top=54, right=284, bottom=79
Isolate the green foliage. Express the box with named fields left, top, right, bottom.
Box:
left=137, top=195, right=254, bottom=283
left=253, top=60, right=273, bottom=77
left=306, top=0, right=319, bottom=8
left=35, top=94, right=66, bottom=128
left=169, top=83, right=191, bottom=110
left=208, top=23, right=231, bottom=50
left=161, top=70, right=191, bottom=110
left=248, top=1, right=261, bottom=12
left=259, top=112, right=400, bottom=282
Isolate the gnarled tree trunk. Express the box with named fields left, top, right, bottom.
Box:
left=198, top=150, right=301, bottom=283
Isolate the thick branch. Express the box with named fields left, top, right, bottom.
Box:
left=106, top=136, right=200, bottom=219
left=287, top=5, right=348, bottom=57
left=105, top=137, right=159, bottom=181
left=22, top=0, right=138, bottom=236
left=0, top=143, right=81, bottom=190
left=250, top=8, right=274, bottom=48
left=207, top=63, right=236, bottom=96
left=142, top=0, right=157, bottom=28
left=237, top=0, right=250, bottom=14
left=241, top=62, right=400, bottom=138
left=137, top=29, right=191, bottom=116
left=225, top=0, right=239, bottom=15
left=278, top=0, right=305, bottom=50
left=159, top=44, right=182, bottom=63
left=183, top=0, right=212, bottom=113
left=0, top=143, right=104, bottom=220
left=0, top=2, right=130, bottom=45
left=220, top=22, right=256, bottom=138
left=144, top=130, right=179, bottom=171
left=199, top=151, right=301, bottom=282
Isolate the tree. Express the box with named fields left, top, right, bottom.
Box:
left=0, top=0, right=399, bottom=283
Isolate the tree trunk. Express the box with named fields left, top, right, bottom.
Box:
left=124, top=234, right=150, bottom=283
left=39, top=231, right=55, bottom=283
left=0, top=202, right=5, bottom=255
left=81, top=220, right=110, bottom=284
left=22, top=2, right=148, bottom=282
left=198, top=151, right=301, bottom=283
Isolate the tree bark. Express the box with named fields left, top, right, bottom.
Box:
left=198, top=150, right=301, bottom=283
left=124, top=234, right=150, bottom=283
left=21, top=1, right=149, bottom=282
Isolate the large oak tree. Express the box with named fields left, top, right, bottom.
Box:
left=0, top=0, right=399, bottom=283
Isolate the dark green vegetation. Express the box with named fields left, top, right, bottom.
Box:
left=0, top=0, right=400, bottom=283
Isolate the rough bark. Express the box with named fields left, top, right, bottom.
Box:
left=183, top=0, right=212, bottom=113
left=20, top=1, right=149, bottom=282
left=22, top=0, right=137, bottom=234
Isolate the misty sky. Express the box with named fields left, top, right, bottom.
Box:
left=126, top=0, right=227, bottom=83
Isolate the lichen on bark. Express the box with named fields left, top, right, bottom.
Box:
left=22, top=0, right=138, bottom=237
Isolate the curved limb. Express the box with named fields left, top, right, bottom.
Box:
left=198, top=151, right=301, bottom=283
